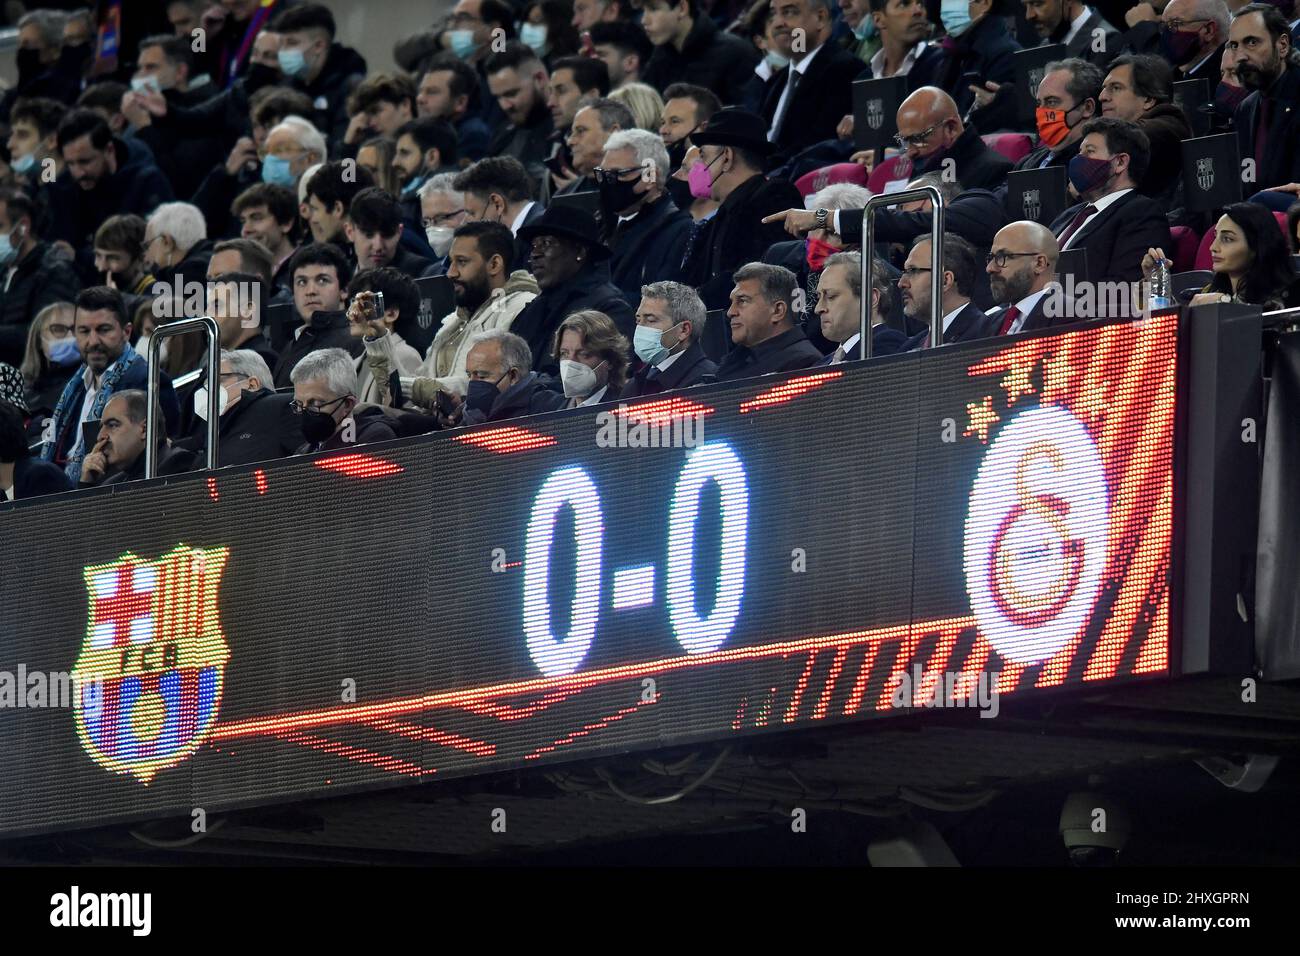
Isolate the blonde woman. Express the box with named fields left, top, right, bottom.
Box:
left=609, top=82, right=666, bottom=133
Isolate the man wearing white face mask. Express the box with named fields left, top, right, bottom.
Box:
left=270, top=4, right=368, bottom=148
left=621, top=280, right=716, bottom=398
left=180, top=349, right=300, bottom=467
left=0, top=189, right=81, bottom=370
left=552, top=310, right=630, bottom=407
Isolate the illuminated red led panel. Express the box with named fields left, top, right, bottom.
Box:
left=738, top=370, right=844, bottom=413
left=614, top=396, right=715, bottom=427
left=455, top=426, right=557, bottom=454
left=313, top=454, right=404, bottom=478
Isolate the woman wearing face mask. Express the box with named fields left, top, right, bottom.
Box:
left=20, top=302, right=79, bottom=437
left=520, top=0, right=581, bottom=67
left=1144, top=203, right=1300, bottom=309
left=552, top=310, right=630, bottom=407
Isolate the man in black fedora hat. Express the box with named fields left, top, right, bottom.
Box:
left=510, top=204, right=636, bottom=376
left=678, top=108, right=803, bottom=310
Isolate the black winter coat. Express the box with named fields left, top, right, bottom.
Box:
left=510, top=264, right=636, bottom=375
left=0, top=242, right=80, bottom=367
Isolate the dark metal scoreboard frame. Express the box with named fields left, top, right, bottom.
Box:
left=0, top=309, right=1261, bottom=839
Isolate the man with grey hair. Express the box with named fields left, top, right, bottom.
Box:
left=1161, top=0, right=1230, bottom=82
left=144, top=202, right=211, bottom=282
left=3, top=10, right=79, bottom=118
left=559, top=99, right=635, bottom=196
left=814, top=251, right=908, bottom=362
left=418, top=171, right=468, bottom=270
left=290, top=347, right=397, bottom=452
left=714, top=262, right=821, bottom=381
left=177, top=349, right=301, bottom=466
left=452, top=329, right=567, bottom=426
left=621, top=280, right=717, bottom=397
left=599, top=127, right=692, bottom=302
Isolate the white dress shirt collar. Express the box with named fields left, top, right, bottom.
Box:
left=1063, top=5, right=1093, bottom=46
left=870, top=41, right=925, bottom=79
left=510, top=201, right=536, bottom=237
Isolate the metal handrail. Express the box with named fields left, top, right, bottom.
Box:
left=146, top=317, right=220, bottom=478
left=860, top=186, right=945, bottom=358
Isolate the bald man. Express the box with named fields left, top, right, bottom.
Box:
left=1161, top=0, right=1230, bottom=84
left=985, top=220, right=1063, bottom=335
left=892, top=87, right=1013, bottom=191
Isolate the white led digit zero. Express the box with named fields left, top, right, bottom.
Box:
left=522, top=466, right=604, bottom=677
left=964, top=405, right=1109, bottom=666
left=666, top=441, right=749, bottom=655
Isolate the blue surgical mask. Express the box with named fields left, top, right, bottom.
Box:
left=447, top=29, right=478, bottom=60
left=0, top=228, right=19, bottom=267
left=765, top=50, right=790, bottom=71
left=941, top=0, right=973, bottom=36
left=633, top=322, right=682, bottom=366
left=49, top=336, right=80, bottom=366
left=854, top=16, right=877, bottom=41
left=519, top=22, right=548, bottom=55
left=401, top=173, right=426, bottom=196
left=262, top=154, right=296, bottom=187
left=11, top=152, right=36, bottom=174
left=277, top=47, right=308, bottom=78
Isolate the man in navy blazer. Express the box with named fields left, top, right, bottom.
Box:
left=984, top=220, right=1065, bottom=335
left=1047, top=117, right=1171, bottom=283
left=814, top=250, right=908, bottom=362
left=620, top=280, right=718, bottom=398
left=898, top=233, right=995, bottom=348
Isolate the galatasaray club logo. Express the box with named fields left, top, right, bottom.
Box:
left=963, top=405, right=1109, bottom=666
left=72, top=545, right=230, bottom=784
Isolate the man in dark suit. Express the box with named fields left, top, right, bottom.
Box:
left=892, top=87, right=1013, bottom=191
left=762, top=0, right=867, bottom=167
left=712, top=262, right=823, bottom=381
left=1160, top=0, right=1229, bottom=85
left=176, top=350, right=301, bottom=467
left=866, top=0, right=950, bottom=89
left=1048, top=117, right=1172, bottom=283
left=1099, top=54, right=1191, bottom=201
left=678, top=109, right=803, bottom=309
left=814, top=251, right=908, bottom=361
left=621, top=281, right=717, bottom=398
left=1231, top=3, right=1300, bottom=193
left=985, top=220, right=1064, bottom=334
left=1023, top=0, right=1121, bottom=66
left=453, top=157, right=545, bottom=273
left=899, top=233, right=994, bottom=348
left=940, top=0, right=1023, bottom=134
left=0, top=398, right=72, bottom=501
left=1010, top=58, right=1103, bottom=173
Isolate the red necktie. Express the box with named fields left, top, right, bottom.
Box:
left=1056, top=203, right=1098, bottom=248
left=997, top=305, right=1021, bottom=335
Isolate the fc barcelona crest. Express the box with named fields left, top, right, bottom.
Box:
left=1023, top=188, right=1041, bottom=221
left=866, top=99, right=884, bottom=130
left=1196, top=157, right=1215, bottom=191
left=72, top=545, right=230, bottom=785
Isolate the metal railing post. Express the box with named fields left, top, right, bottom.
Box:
left=146, top=316, right=220, bottom=478
left=860, top=186, right=945, bottom=358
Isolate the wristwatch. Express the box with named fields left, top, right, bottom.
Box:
left=814, top=208, right=830, bottom=231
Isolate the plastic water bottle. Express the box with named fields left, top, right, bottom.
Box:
left=1148, top=256, right=1175, bottom=311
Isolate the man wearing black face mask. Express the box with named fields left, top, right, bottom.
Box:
left=453, top=330, right=567, bottom=426
left=1160, top=0, right=1229, bottom=84
left=597, top=129, right=691, bottom=304
left=0, top=12, right=84, bottom=121
left=290, top=347, right=398, bottom=453
left=1232, top=3, right=1300, bottom=194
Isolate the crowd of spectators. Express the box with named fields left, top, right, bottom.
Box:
left=0, top=0, right=1295, bottom=500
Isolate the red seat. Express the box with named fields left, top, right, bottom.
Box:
left=794, top=162, right=870, bottom=199
left=866, top=154, right=915, bottom=195
left=1274, top=210, right=1289, bottom=237
left=982, top=133, right=1033, bottom=163
left=1168, top=226, right=1200, bottom=272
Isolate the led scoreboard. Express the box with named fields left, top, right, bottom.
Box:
left=0, top=314, right=1181, bottom=838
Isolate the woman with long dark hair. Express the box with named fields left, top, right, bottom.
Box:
left=1145, top=202, right=1300, bottom=309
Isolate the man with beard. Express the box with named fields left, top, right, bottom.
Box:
left=984, top=221, right=1062, bottom=335
left=484, top=43, right=555, bottom=192
left=365, top=221, right=539, bottom=407
left=897, top=234, right=991, bottom=348
left=1231, top=3, right=1300, bottom=194
left=1022, top=0, right=1121, bottom=66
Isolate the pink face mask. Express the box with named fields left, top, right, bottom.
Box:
left=688, top=153, right=718, bottom=199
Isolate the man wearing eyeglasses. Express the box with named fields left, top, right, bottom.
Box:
left=597, top=129, right=692, bottom=304
left=984, top=221, right=1061, bottom=335
left=289, top=347, right=397, bottom=453
left=898, top=233, right=991, bottom=347
left=174, top=349, right=300, bottom=467
left=891, top=87, right=1013, bottom=191
left=1160, top=0, right=1229, bottom=83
